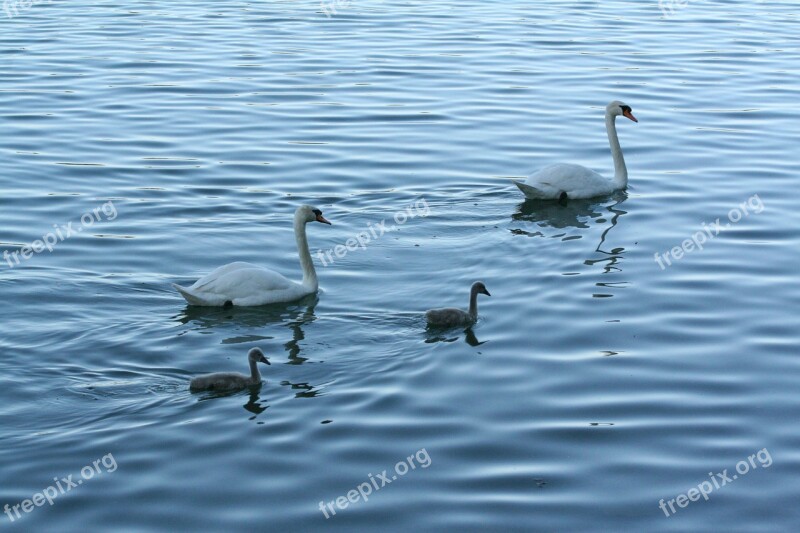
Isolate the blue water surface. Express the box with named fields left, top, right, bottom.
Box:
left=1, top=1, right=799, bottom=531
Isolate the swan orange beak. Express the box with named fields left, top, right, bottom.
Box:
left=623, top=109, right=638, bottom=123
left=316, top=214, right=332, bottom=225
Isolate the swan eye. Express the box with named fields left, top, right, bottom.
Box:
left=312, top=209, right=322, bottom=216
left=620, top=105, right=632, bottom=113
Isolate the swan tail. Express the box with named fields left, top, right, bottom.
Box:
left=172, top=283, right=214, bottom=306
left=513, top=180, right=548, bottom=199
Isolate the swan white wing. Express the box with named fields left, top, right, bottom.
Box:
left=174, top=264, right=308, bottom=306
left=520, top=163, right=615, bottom=199
left=190, top=262, right=261, bottom=291
left=194, top=266, right=294, bottom=299
left=174, top=261, right=303, bottom=306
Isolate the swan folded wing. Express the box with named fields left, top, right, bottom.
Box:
left=526, top=163, right=613, bottom=199
left=426, top=307, right=472, bottom=327
left=190, top=372, right=250, bottom=391
left=190, top=262, right=261, bottom=290
left=191, top=265, right=294, bottom=301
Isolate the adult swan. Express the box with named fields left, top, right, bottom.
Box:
left=173, top=205, right=332, bottom=306
left=514, top=101, right=638, bottom=200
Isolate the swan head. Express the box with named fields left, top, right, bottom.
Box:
left=248, top=347, right=271, bottom=365
left=472, top=281, right=491, bottom=297
left=607, top=100, right=638, bottom=123
left=297, top=204, right=332, bottom=225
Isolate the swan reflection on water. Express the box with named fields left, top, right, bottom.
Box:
left=511, top=191, right=627, bottom=231
left=175, top=294, right=319, bottom=331
left=194, top=383, right=270, bottom=421
left=280, top=380, right=321, bottom=398
left=174, top=295, right=319, bottom=362
left=425, top=326, right=486, bottom=347
left=243, top=387, right=269, bottom=420
left=193, top=374, right=325, bottom=420
left=511, top=193, right=629, bottom=276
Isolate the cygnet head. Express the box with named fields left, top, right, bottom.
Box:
left=472, top=281, right=491, bottom=297
left=249, top=347, right=271, bottom=365
left=607, top=100, right=638, bottom=123
left=297, top=204, right=332, bottom=225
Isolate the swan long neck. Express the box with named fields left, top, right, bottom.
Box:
left=249, top=358, right=262, bottom=382
left=468, top=286, right=479, bottom=318
left=294, top=214, right=318, bottom=290
left=605, top=112, right=628, bottom=187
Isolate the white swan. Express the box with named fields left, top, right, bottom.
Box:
left=173, top=205, right=331, bottom=306
left=514, top=101, right=638, bottom=200
left=426, top=281, right=491, bottom=328
left=189, top=347, right=271, bottom=391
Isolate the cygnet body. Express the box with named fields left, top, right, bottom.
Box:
left=189, top=348, right=271, bottom=392
left=425, top=282, right=491, bottom=328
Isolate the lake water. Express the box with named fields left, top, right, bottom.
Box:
left=1, top=0, right=799, bottom=531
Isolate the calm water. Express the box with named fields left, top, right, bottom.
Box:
left=1, top=0, right=799, bottom=531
